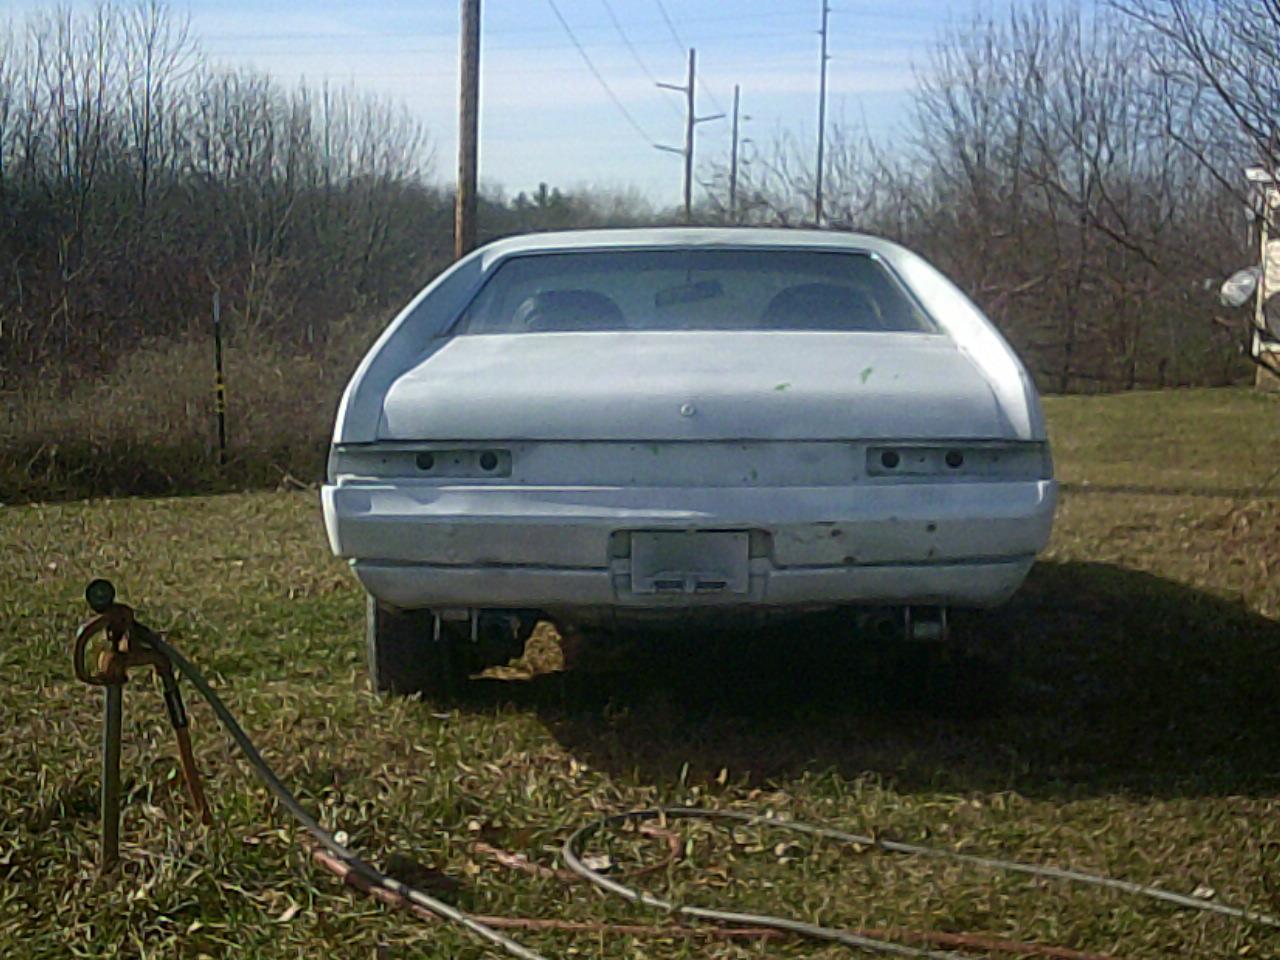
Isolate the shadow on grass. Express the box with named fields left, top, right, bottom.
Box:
left=454, top=560, right=1280, bottom=799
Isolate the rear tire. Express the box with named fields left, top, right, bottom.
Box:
left=365, top=596, right=464, bottom=699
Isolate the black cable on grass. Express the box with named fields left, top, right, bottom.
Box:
left=145, top=628, right=1280, bottom=959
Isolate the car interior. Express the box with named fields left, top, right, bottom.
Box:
left=455, top=249, right=935, bottom=335
left=512, top=289, right=626, bottom=331
left=508, top=281, right=889, bottom=332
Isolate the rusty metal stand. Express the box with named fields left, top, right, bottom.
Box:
left=100, top=683, right=123, bottom=872
left=73, top=579, right=212, bottom=875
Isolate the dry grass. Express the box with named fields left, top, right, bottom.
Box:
left=2, top=388, right=1280, bottom=958
left=1, top=328, right=374, bottom=503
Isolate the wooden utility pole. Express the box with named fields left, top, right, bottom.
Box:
left=814, top=0, right=830, bottom=226
left=455, top=0, right=480, bottom=260
left=680, top=49, right=695, bottom=221
left=729, top=84, right=741, bottom=222
left=656, top=48, right=723, bottom=223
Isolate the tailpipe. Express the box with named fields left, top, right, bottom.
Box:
left=905, top=605, right=949, bottom=643
left=857, top=606, right=950, bottom=643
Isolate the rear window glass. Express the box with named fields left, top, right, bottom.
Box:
left=454, top=249, right=934, bottom=334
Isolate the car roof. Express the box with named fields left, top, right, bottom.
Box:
left=475, top=227, right=905, bottom=266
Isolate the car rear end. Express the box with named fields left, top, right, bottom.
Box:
left=323, top=230, right=1056, bottom=643
left=325, top=434, right=1054, bottom=623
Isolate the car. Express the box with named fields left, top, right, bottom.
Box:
left=322, top=228, right=1057, bottom=695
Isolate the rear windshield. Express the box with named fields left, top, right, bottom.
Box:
left=454, top=249, right=934, bottom=334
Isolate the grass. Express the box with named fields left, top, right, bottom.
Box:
left=1043, top=389, right=1280, bottom=494
left=0, top=331, right=368, bottom=504
left=3, top=387, right=1280, bottom=958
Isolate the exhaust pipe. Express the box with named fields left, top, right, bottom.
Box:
left=857, top=607, right=950, bottom=643
left=905, top=605, right=949, bottom=643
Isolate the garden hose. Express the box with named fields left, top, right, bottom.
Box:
left=141, top=628, right=549, bottom=960
left=80, top=585, right=1280, bottom=959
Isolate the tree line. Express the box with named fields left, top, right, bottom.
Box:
left=0, top=2, right=653, bottom=386
left=0, top=0, right=1270, bottom=394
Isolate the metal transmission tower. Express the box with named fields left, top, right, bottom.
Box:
left=655, top=48, right=724, bottom=223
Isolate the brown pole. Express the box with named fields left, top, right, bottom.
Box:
left=100, top=683, right=122, bottom=873
left=729, top=84, right=740, bottom=222
left=455, top=0, right=480, bottom=260
left=815, top=0, right=830, bottom=226
left=682, top=48, right=695, bottom=223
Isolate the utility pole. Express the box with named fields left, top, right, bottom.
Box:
left=455, top=0, right=480, bottom=260
left=814, top=0, right=831, bottom=226
left=729, top=84, right=741, bottom=222
left=656, top=48, right=724, bottom=223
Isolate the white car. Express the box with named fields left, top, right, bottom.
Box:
left=323, top=228, right=1056, bottom=695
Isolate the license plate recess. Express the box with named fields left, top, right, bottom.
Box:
left=629, top=531, right=750, bottom=595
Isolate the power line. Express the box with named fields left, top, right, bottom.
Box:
left=600, top=0, right=682, bottom=118
left=202, top=32, right=822, bottom=60
left=651, top=0, right=685, bottom=54
left=545, top=0, right=657, bottom=148
left=195, top=6, right=951, bottom=46
left=195, top=9, right=841, bottom=44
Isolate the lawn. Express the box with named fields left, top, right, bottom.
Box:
left=3, top=387, right=1279, bottom=959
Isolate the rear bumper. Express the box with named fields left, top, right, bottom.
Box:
left=323, top=479, right=1055, bottom=611
left=352, top=556, right=1037, bottom=611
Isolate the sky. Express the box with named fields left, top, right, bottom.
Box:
left=16, top=0, right=988, bottom=206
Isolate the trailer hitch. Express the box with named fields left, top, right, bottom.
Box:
left=72, top=579, right=212, bottom=873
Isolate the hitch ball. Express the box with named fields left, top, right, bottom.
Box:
left=86, top=578, right=116, bottom=613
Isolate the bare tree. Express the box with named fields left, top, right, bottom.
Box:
left=696, top=1, right=1245, bottom=391
left=121, top=0, right=194, bottom=217
left=1111, top=0, right=1280, bottom=179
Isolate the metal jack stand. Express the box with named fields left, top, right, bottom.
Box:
left=72, top=579, right=212, bottom=874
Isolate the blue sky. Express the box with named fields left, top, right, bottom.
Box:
left=17, top=0, right=988, bottom=205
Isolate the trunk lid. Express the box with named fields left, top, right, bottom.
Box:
left=378, top=331, right=1010, bottom=441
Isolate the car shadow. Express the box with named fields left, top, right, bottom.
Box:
left=452, top=561, right=1280, bottom=799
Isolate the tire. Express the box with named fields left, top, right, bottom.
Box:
left=365, top=596, right=464, bottom=699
